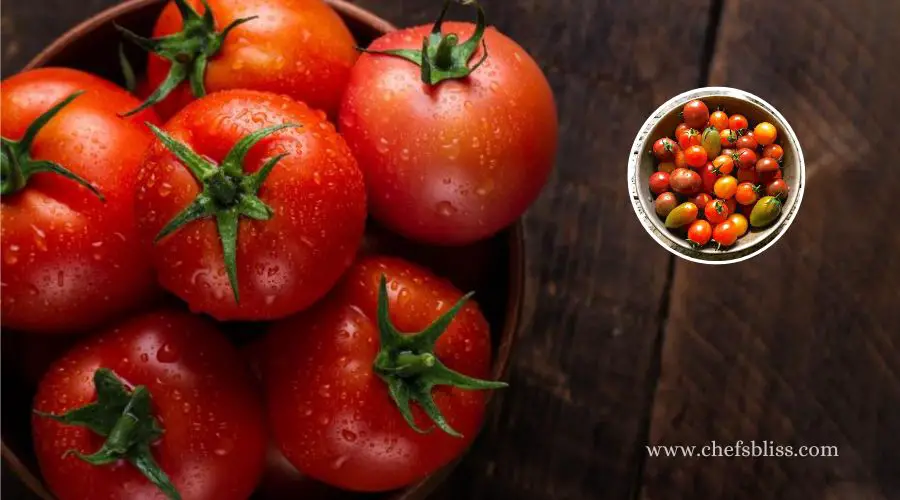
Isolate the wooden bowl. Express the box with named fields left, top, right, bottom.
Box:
left=628, top=87, right=805, bottom=264
left=1, top=1, right=525, bottom=498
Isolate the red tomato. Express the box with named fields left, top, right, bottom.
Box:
left=757, top=168, right=782, bottom=184
left=733, top=148, right=758, bottom=170
left=657, top=161, right=676, bottom=173
left=766, top=178, right=790, bottom=199
left=735, top=131, right=757, bottom=150
left=32, top=310, right=266, bottom=500
left=682, top=100, right=709, bottom=129
left=135, top=90, right=366, bottom=321
left=339, top=5, right=557, bottom=245
left=711, top=154, right=734, bottom=175
left=134, top=0, right=357, bottom=120
left=701, top=162, right=723, bottom=194
left=728, top=114, right=749, bottom=131
left=655, top=192, right=678, bottom=217
left=755, top=156, right=780, bottom=173
left=673, top=149, right=688, bottom=170
left=735, top=182, right=761, bottom=205
left=690, top=192, right=712, bottom=211
left=688, top=220, right=712, bottom=246
left=713, top=221, right=739, bottom=246
left=1, top=68, right=160, bottom=334
left=648, top=172, right=670, bottom=195
left=704, top=199, right=729, bottom=224
left=674, top=122, right=690, bottom=140
left=737, top=167, right=759, bottom=184
left=708, top=110, right=728, bottom=131
left=721, top=147, right=735, bottom=158
left=669, top=167, right=702, bottom=195
left=652, top=137, right=678, bottom=161
left=763, top=144, right=784, bottom=161
left=719, top=128, right=738, bottom=148
left=264, top=256, right=503, bottom=491
left=684, top=145, right=708, bottom=168
left=724, top=198, right=737, bottom=214
left=677, top=128, right=701, bottom=149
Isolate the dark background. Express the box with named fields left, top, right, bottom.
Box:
left=3, top=0, right=900, bottom=499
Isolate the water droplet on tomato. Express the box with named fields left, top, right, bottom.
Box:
left=341, top=429, right=357, bottom=442
left=140, top=353, right=149, bottom=362
left=318, top=415, right=330, bottom=426
left=436, top=201, right=457, bottom=217
left=264, top=295, right=276, bottom=305
left=476, top=179, right=494, bottom=196
left=489, top=81, right=500, bottom=93
left=376, top=138, right=389, bottom=154
left=57, top=271, right=65, bottom=287
left=158, top=183, right=172, bottom=197
left=157, top=343, right=180, bottom=363
left=4, top=246, right=19, bottom=265
left=331, top=456, right=348, bottom=470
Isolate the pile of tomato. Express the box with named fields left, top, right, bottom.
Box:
left=0, top=0, right=557, bottom=498
left=647, top=99, right=789, bottom=248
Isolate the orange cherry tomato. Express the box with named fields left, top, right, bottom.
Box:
left=658, top=161, right=675, bottom=173
left=685, top=145, right=708, bottom=168
left=712, top=154, right=734, bottom=175
left=704, top=198, right=730, bottom=224
left=713, top=175, right=738, bottom=199
left=708, top=110, right=729, bottom=131
left=728, top=114, right=749, bottom=132
left=728, top=213, right=749, bottom=236
left=753, top=122, right=778, bottom=145
left=688, top=220, right=712, bottom=246
left=713, top=221, right=739, bottom=246
left=763, top=144, right=784, bottom=161
left=734, top=182, right=761, bottom=205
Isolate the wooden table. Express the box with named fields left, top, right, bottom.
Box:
left=3, top=0, right=899, bottom=498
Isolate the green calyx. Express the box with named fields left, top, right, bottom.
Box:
left=1, top=92, right=104, bottom=200
left=147, top=122, right=299, bottom=302
left=361, top=0, right=489, bottom=85
left=117, top=0, right=256, bottom=116
left=372, top=275, right=507, bottom=437
left=34, top=369, right=180, bottom=500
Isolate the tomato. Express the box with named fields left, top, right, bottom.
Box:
left=728, top=114, right=749, bottom=132
left=728, top=213, right=749, bottom=236
left=669, top=167, right=702, bottom=195
left=724, top=197, right=737, bottom=215
left=648, top=172, right=670, bottom=195
left=704, top=199, right=729, bottom=224
left=755, top=156, right=780, bottom=174
left=665, top=202, right=698, bottom=228
left=339, top=2, right=557, bottom=245
left=708, top=110, right=729, bottom=131
left=712, top=221, right=739, bottom=246
left=1, top=68, right=159, bottom=334
left=736, top=167, right=758, bottom=184
left=733, top=148, right=758, bottom=170
left=674, top=122, right=690, bottom=140
left=655, top=192, right=678, bottom=217
left=657, top=161, right=676, bottom=173
left=712, top=154, right=734, bottom=175
left=763, top=144, right=784, bottom=161
left=682, top=100, right=709, bottom=129
left=264, top=256, right=504, bottom=491
left=735, top=132, right=758, bottom=150
left=757, top=168, right=782, bottom=184
left=677, top=128, right=701, bottom=149
left=701, top=127, right=721, bottom=159
left=687, top=220, right=712, bottom=246
left=750, top=196, right=783, bottom=227
left=721, top=147, right=735, bottom=158
left=690, top=192, right=712, bottom=211
left=714, top=175, right=738, bottom=199
left=720, top=128, right=738, bottom=148
left=766, top=178, right=790, bottom=199
left=684, top=145, right=708, bottom=168
left=701, top=162, right=723, bottom=194
left=135, top=90, right=366, bottom=321
left=673, top=149, right=688, bottom=170
left=32, top=310, right=266, bottom=500
left=735, top=182, right=761, bottom=205
left=125, top=0, right=357, bottom=120
left=753, top=122, right=778, bottom=145
left=652, top=137, right=678, bottom=161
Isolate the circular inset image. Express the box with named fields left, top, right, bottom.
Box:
left=627, top=87, right=805, bottom=264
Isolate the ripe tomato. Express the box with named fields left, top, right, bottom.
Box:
left=704, top=199, right=729, bottom=224
left=714, top=175, right=738, bottom=199
left=657, top=161, right=676, bottom=173
left=728, top=114, right=749, bottom=132
left=135, top=90, right=366, bottom=321
left=733, top=148, right=758, bottom=170
left=736, top=167, right=758, bottom=184
left=674, top=122, right=690, bottom=140
left=339, top=2, right=557, bottom=245
left=1, top=68, right=159, bottom=334
left=755, top=156, right=780, bottom=174
left=264, top=256, right=504, bottom=491
left=677, top=128, right=701, bottom=149
left=648, top=172, right=670, bottom=195
left=665, top=202, right=698, bottom=228
left=669, top=167, right=702, bottom=195
left=652, top=137, right=678, bottom=161
left=708, top=110, right=729, bottom=131
left=728, top=213, right=749, bottom=236
left=766, top=178, right=790, bottom=199
left=126, top=0, right=357, bottom=120
left=655, top=192, right=678, bottom=217
left=688, top=220, right=712, bottom=246
left=712, top=221, right=739, bottom=246
left=690, top=192, right=712, bottom=211
left=673, top=149, right=688, bottom=170
left=757, top=168, right=782, bottom=184
left=712, top=154, right=734, bottom=175
left=720, top=128, right=738, bottom=148
left=684, top=145, right=708, bottom=168
left=701, top=162, right=723, bottom=194
left=735, top=182, right=761, bottom=205
left=724, top=197, right=737, bottom=215
left=682, top=100, right=709, bottom=129
left=32, top=310, right=266, bottom=500
left=763, top=143, right=784, bottom=161
left=735, top=132, right=758, bottom=150
left=753, top=122, right=778, bottom=145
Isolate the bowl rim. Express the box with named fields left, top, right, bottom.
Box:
left=627, top=86, right=806, bottom=264
left=7, top=0, right=525, bottom=499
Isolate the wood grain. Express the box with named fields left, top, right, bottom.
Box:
left=642, top=1, right=900, bottom=499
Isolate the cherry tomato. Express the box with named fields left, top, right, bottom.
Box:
left=702, top=162, right=723, bottom=194
left=763, top=144, right=784, bottom=161
left=712, top=221, right=739, bottom=246
left=340, top=6, right=557, bottom=245
left=701, top=127, right=721, bottom=159
left=665, top=202, right=698, bottom=228
left=735, top=182, right=761, bottom=205
left=673, top=149, right=688, bottom=170
left=688, top=220, right=712, bottom=246
left=677, top=128, right=701, bottom=149
left=658, top=161, right=676, bottom=173
left=137, top=0, right=358, bottom=120
left=264, top=256, right=503, bottom=491
left=652, top=137, right=678, bottom=161
left=669, top=167, right=702, bottom=195
left=755, top=156, right=780, bottom=174
left=684, top=145, right=708, bottom=168
left=682, top=100, right=709, bottom=130
left=712, top=154, right=734, bottom=175
left=733, top=148, right=758, bottom=170
left=714, top=175, right=738, bottom=199
left=735, top=132, right=758, bottom=150
left=766, top=178, right=790, bottom=199
left=728, top=213, right=749, bottom=236
left=704, top=199, right=729, bottom=224
left=708, top=110, right=729, bottom=131
left=690, top=192, right=712, bottom=211
left=135, top=90, right=367, bottom=321
left=757, top=168, right=782, bottom=184
left=720, top=129, right=738, bottom=148
left=674, top=122, right=691, bottom=140
left=750, top=196, right=783, bottom=227
left=648, top=172, right=671, bottom=195
left=737, top=167, right=758, bottom=184
left=753, top=122, right=778, bottom=145
left=724, top=197, right=737, bottom=215
left=32, top=310, right=266, bottom=500
left=1, top=68, right=160, bottom=334
left=728, top=114, right=749, bottom=132
left=655, top=192, right=678, bottom=217
left=721, top=147, right=736, bottom=158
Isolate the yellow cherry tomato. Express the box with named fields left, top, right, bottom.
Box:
left=753, top=122, right=778, bottom=146
left=713, top=175, right=738, bottom=199
left=728, top=213, right=749, bottom=236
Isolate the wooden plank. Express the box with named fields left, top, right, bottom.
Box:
left=642, top=1, right=900, bottom=499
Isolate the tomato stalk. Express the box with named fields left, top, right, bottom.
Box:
left=372, top=275, right=507, bottom=437
left=34, top=369, right=181, bottom=500
left=117, top=0, right=256, bottom=116
left=360, top=0, right=489, bottom=85
left=147, top=122, right=299, bottom=302
left=0, top=92, right=104, bottom=199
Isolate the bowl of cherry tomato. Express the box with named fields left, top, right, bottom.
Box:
left=627, top=87, right=805, bottom=264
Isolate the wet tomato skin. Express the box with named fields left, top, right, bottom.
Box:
left=683, top=100, right=709, bottom=129
left=684, top=145, right=708, bottom=168
left=665, top=202, right=698, bottom=228
left=652, top=137, right=678, bottom=161
left=712, top=220, right=739, bottom=246
left=708, top=110, right=729, bottom=131
left=678, top=129, right=701, bottom=149
left=669, top=168, right=702, bottom=195
left=755, top=156, right=780, bottom=173
left=649, top=172, right=671, bottom=195
left=688, top=219, right=712, bottom=245
left=690, top=193, right=712, bottom=211
left=720, top=129, right=738, bottom=148
left=766, top=178, right=790, bottom=199
left=705, top=199, right=730, bottom=224
left=753, top=122, right=778, bottom=145
left=735, top=132, right=758, bottom=150
left=728, top=213, right=749, bottom=236
left=728, top=114, right=749, bottom=132
left=658, top=161, right=676, bottom=173
left=655, top=192, right=678, bottom=217
left=763, top=144, right=784, bottom=161
left=734, top=148, right=758, bottom=170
